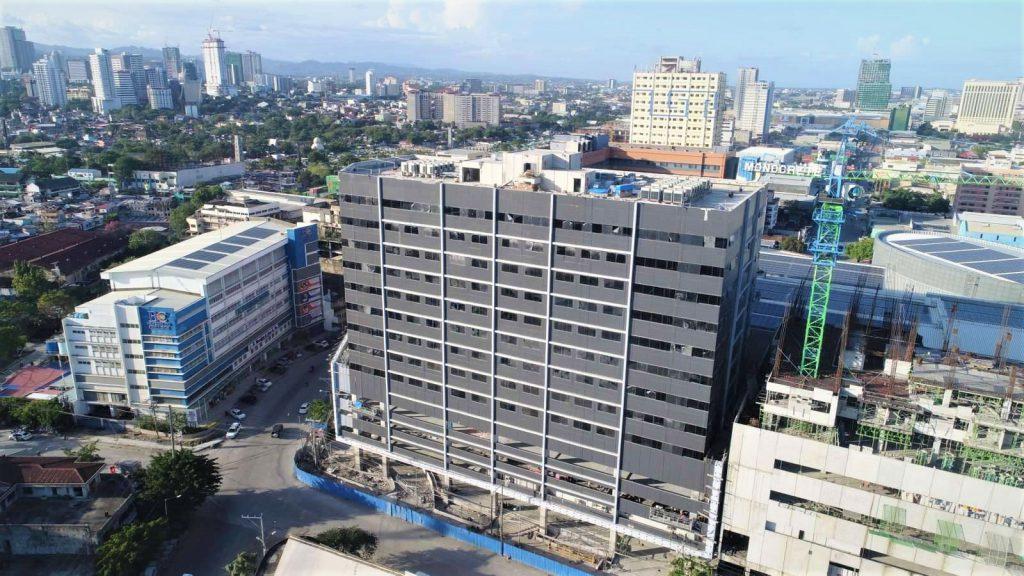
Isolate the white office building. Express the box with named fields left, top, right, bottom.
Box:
left=955, top=80, right=1020, bottom=135
left=629, top=56, right=725, bottom=148
left=32, top=55, right=66, bottom=109
left=62, top=220, right=324, bottom=424
left=736, top=79, right=774, bottom=142
left=202, top=33, right=227, bottom=97
left=88, top=48, right=121, bottom=113
left=364, top=69, right=375, bottom=97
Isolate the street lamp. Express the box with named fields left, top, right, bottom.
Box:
left=164, top=494, right=182, bottom=519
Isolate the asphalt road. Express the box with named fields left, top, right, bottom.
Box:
left=157, top=345, right=544, bottom=576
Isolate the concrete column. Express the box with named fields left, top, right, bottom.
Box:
left=490, top=492, right=499, bottom=516
left=353, top=447, right=362, bottom=471
left=607, top=527, right=617, bottom=556
left=538, top=506, right=548, bottom=532
left=381, top=455, right=392, bottom=478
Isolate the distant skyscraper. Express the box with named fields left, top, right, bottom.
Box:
left=0, top=26, right=34, bottom=72
left=181, top=59, right=199, bottom=82
left=147, top=85, right=174, bottom=110
left=607, top=78, right=617, bottom=90
left=923, top=90, right=951, bottom=121
left=223, top=51, right=244, bottom=85
left=121, top=53, right=147, bottom=104
left=464, top=78, right=482, bottom=93
left=162, top=46, right=181, bottom=81
left=32, top=55, right=67, bottom=108
left=66, top=59, right=89, bottom=84
left=955, top=80, right=1021, bottom=135
left=629, top=56, right=724, bottom=148
left=888, top=105, right=911, bottom=131
left=855, top=58, right=891, bottom=111
left=112, top=69, right=138, bottom=106
left=734, top=66, right=758, bottom=118
left=88, top=48, right=120, bottom=113
left=737, top=81, right=774, bottom=142
left=734, top=67, right=773, bottom=142
left=534, top=78, right=548, bottom=92
left=348, top=67, right=355, bottom=84
left=202, top=32, right=227, bottom=96
left=899, top=85, right=922, bottom=99
left=240, top=51, right=262, bottom=83
left=834, top=88, right=855, bottom=109
left=364, top=69, right=375, bottom=96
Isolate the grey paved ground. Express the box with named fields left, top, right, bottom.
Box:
left=153, top=345, right=545, bottom=576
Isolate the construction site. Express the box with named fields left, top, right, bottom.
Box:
left=720, top=283, right=1024, bottom=575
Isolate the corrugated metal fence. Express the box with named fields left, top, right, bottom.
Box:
left=294, top=463, right=595, bottom=576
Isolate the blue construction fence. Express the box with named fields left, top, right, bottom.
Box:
left=294, top=463, right=596, bottom=576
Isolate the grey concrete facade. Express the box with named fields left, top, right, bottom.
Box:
left=331, top=169, right=765, bottom=554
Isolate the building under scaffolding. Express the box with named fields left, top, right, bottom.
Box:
left=719, top=292, right=1024, bottom=576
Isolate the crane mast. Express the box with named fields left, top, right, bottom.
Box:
left=799, top=125, right=866, bottom=378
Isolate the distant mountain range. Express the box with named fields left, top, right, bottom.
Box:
left=33, top=42, right=593, bottom=83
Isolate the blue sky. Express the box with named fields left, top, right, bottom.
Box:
left=3, top=0, right=1021, bottom=87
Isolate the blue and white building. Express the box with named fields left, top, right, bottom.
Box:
left=62, top=220, right=323, bottom=424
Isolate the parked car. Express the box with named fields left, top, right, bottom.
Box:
left=229, top=408, right=247, bottom=421
left=9, top=430, right=32, bottom=441
left=258, top=380, right=273, bottom=391
left=226, top=422, right=241, bottom=439
left=298, top=402, right=309, bottom=415
left=256, top=377, right=271, bottom=385
left=271, top=424, right=283, bottom=438
left=316, top=339, right=331, bottom=349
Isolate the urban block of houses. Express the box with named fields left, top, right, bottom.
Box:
left=0, top=457, right=134, bottom=556
left=0, top=227, right=129, bottom=285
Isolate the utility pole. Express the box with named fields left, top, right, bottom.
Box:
left=241, top=514, right=266, bottom=558
left=167, top=405, right=176, bottom=451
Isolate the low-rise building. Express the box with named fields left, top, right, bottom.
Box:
left=0, top=457, right=134, bottom=556
left=955, top=211, right=1024, bottom=248
left=0, top=227, right=129, bottom=285
left=62, top=220, right=323, bottom=423
left=131, top=161, right=246, bottom=192
left=186, top=197, right=280, bottom=234
left=24, top=176, right=83, bottom=202
left=954, top=167, right=1024, bottom=216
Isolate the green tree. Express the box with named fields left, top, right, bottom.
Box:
left=138, top=450, right=222, bottom=520
left=14, top=399, right=74, bottom=435
left=64, top=440, right=101, bottom=462
left=0, top=326, right=27, bottom=363
left=12, top=261, right=52, bottom=301
left=779, top=236, right=806, bottom=253
left=36, top=290, right=76, bottom=320
left=113, top=155, right=144, bottom=183
left=225, top=550, right=257, bottom=576
left=312, top=527, right=378, bottom=558
left=845, top=237, right=874, bottom=262
left=668, top=556, right=712, bottom=576
left=0, top=397, right=29, bottom=426
left=306, top=399, right=331, bottom=422
left=95, top=518, right=168, bottom=576
left=127, top=229, right=168, bottom=256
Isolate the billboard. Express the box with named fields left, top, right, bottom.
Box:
left=140, top=307, right=177, bottom=335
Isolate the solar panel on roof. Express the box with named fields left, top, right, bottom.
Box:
left=998, top=273, right=1024, bottom=285
left=206, top=241, right=243, bottom=253
left=236, top=227, right=277, bottom=239
left=915, top=241, right=977, bottom=254
left=167, top=258, right=207, bottom=270
left=942, top=249, right=1007, bottom=264
left=187, top=250, right=227, bottom=263
left=222, top=235, right=259, bottom=246
left=894, top=237, right=952, bottom=247
left=968, top=259, right=1024, bottom=275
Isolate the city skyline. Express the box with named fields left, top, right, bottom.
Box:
left=1, top=0, right=1021, bottom=88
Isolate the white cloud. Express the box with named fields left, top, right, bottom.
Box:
left=856, top=34, right=880, bottom=55
left=890, top=34, right=927, bottom=59
left=442, top=0, right=482, bottom=30
left=367, top=0, right=484, bottom=33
